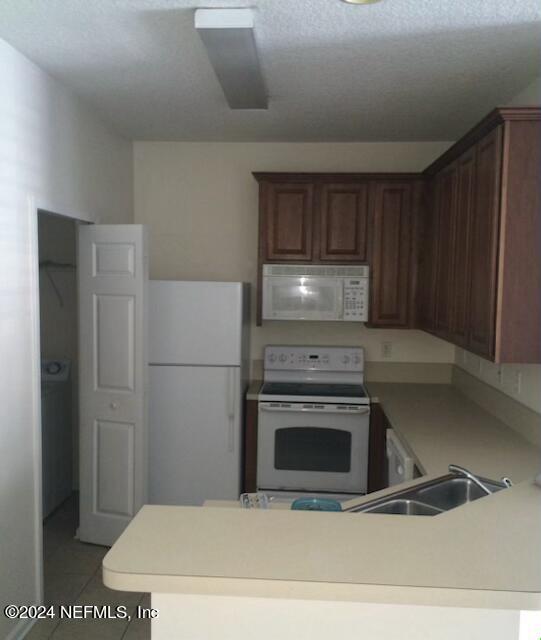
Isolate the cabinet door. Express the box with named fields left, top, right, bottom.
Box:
left=370, top=182, right=412, bottom=327
left=416, top=181, right=437, bottom=330
left=467, top=127, right=502, bottom=359
left=263, top=182, right=314, bottom=261
left=367, top=403, right=388, bottom=493
left=433, top=163, right=458, bottom=338
left=319, top=183, right=369, bottom=261
left=451, top=147, right=476, bottom=346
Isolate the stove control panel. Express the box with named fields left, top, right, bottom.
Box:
left=264, top=346, right=364, bottom=372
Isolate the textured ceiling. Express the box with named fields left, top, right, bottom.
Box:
left=0, top=0, right=540, bottom=141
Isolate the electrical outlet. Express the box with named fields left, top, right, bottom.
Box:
left=381, top=342, right=393, bottom=359
left=512, top=370, right=522, bottom=395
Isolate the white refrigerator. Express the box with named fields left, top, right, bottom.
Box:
left=148, top=280, right=249, bottom=506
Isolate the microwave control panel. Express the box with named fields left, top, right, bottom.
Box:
left=344, top=277, right=369, bottom=321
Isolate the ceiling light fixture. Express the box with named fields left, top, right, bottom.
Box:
left=340, top=0, right=383, bottom=4
left=195, top=8, right=268, bottom=110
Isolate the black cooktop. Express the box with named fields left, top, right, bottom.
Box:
left=260, top=382, right=368, bottom=398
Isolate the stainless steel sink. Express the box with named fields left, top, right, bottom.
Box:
left=413, top=477, right=504, bottom=511
left=348, top=472, right=507, bottom=516
left=362, top=499, right=442, bottom=516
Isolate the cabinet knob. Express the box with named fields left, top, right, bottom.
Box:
left=110, top=402, right=119, bottom=410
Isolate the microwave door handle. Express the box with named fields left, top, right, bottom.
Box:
left=260, top=404, right=370, bottom=415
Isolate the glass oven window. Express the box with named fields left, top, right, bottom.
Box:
left=274, top=427, right=352, bottom=473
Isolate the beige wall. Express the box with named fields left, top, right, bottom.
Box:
left=134, top=140, right=455, bottom=370
left=455, top=349, right=541, bottom=415
left=507, top=75, right=541, bottom=105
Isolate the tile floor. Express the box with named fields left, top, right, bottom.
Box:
left=27, top=494, right=150, bottom=639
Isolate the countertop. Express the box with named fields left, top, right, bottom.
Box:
left=103, top=383, right=541, bottom=609
left=366, top=382, right=539, bottom=480
left=246, top=379, right=262, bottom=401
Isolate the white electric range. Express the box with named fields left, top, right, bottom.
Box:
left=257, top=346, right=370, bottom=498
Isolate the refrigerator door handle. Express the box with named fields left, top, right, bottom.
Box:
left=226, top=368, right=237, bottom=453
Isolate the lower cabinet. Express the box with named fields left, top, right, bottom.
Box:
left=367, top=403, right=389, bottom=493
left=243, top=398, right=258, bottom=493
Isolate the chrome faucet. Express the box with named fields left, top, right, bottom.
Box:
left=448, top=464, right=495, bottom=495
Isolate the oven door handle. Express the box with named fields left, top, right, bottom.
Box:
left=259, top=404, right=370, bottom=415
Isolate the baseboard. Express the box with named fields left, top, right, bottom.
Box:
left=452, top=366, right=541, bottom=448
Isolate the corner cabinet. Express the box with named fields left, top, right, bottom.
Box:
left=421, top=107, right=541, bottom=363
left=254, top=173, right=422, bottom=327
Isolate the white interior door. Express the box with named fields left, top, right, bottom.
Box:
left=78, top=225, right=148, bottom=546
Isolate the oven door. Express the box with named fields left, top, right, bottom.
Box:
left=262, top=276, right=344, bottom=321
left=257, top=403, right=370, bottom=493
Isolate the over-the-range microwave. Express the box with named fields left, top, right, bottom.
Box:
left=262, top=264, right=369, bottom=322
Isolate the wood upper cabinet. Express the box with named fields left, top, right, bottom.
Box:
left=416, top=180, right=437, bottom=331
left=369, top=182, right=413, bottom=327
left=451, top=146, right=476, bottom=347
left=432, top=164, right=458, bottom=338
left=260, top=178, right=370, bottom=263
left=255, top=173, right=420, bottom=327
left=466, top=126, right=501, bottom=359
left=421, top=107, right=541, bottom=363
left=319, top=183, right=369, bottom=261
left=256, top=110, right=540, bottom=356
left=262, top=182, right=314, bottom=261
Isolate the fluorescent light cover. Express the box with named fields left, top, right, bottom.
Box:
left=195, top=8, right=268, bottom=110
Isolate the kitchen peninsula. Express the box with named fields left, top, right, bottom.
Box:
left=103, top=383, right=541, bottom=640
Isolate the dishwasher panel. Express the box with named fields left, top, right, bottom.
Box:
left=386, top=429, right=415, bottom=486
